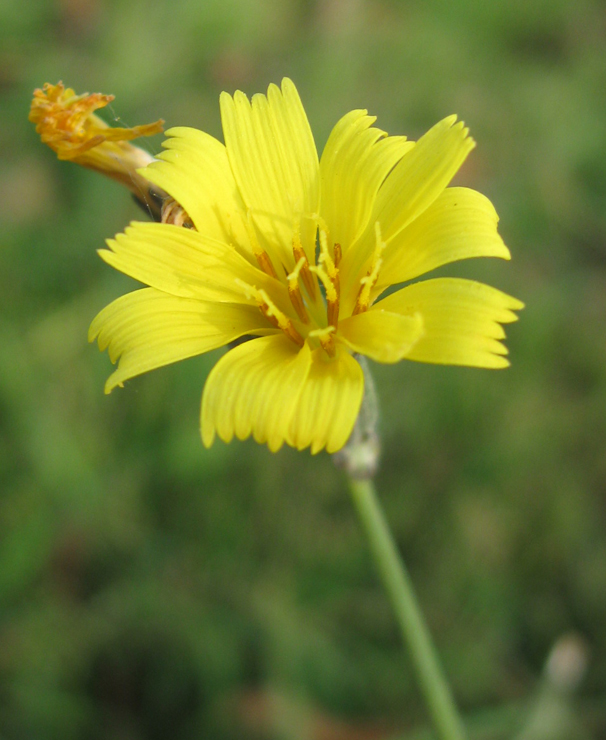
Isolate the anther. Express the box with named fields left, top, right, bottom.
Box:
left=310, top=263, right=340, bottom=329
left=354, top=222, right=386, bottom=315
left=309, top=264, right=338, bottom=304
left=244, top=212, right=278, bottom=279
left=318, top=230, right=337, bottom=279
left=292, top=223, right=316, bottom=299
left=309, top=326, right=336, bottom=358
left=333, top=242, right=342, bottom=267
left=318, top=229, right=340, bottom=327
left=327, top=286, right=340, bottom=328
left=287, top=258, right=310, bottom=323
left=310, top=213, right=331, bottom=242
left=235, top=279, right=304, bottom=347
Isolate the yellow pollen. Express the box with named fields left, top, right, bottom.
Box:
left=244, top=212, right=278, bottom=278
left=354, top=222, right=386, bottom=315
left=309, top=264, right=338, bottom=304
left=286, top=258, right=310, bottom=323
left=235, top=279, right=304, bottom=347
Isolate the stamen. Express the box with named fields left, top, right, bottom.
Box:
left=354, top=222, right=386, bottom=315
left=327, top=286, right=340, bottom=328
left=333, top=242, right=342, bottom=267
left=235, top=279, right=304, bottom=347
left=310, top=213, right=331, bottom=242
left=308, top=214, right=340, bottom=275
left=287, top=258, right=310, bottom=323
left=318, top=229, right=340, bottom=327
left=309, top=326, right=336, bottom=358
left=326, top=291, right=339, bottom=326
left=292, top=222, right=316, bottom=299
left=309, top=264, right=338, bottom=304
left=244, top=212, right=278, bottom=279
left=318, top=230, right=337, bottom=279
left=310, top=263, right=340, bottom=329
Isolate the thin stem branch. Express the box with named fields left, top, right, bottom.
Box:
left=347, top=476, right=468, bottom=740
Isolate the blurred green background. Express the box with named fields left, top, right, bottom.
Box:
left=1, top=0, right=606, bottom=738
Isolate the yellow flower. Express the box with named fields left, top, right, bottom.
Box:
left=29, top=82, right=164, bottom=195
left=89, top=79, right=523, bottom=454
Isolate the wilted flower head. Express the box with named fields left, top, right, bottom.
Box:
left=83, top=78, right=522, bottom=454
left=29, top=82, right=164, bottom=196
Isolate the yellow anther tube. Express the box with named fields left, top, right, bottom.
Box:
left=287, top=258, right=310, bottom=323
left=308, top=326, right=336, bottom=357
left=354, top=222, right=386, bottom=315
left=235, top=279, right=304, bottom=347
left=244, top=212, right=278, bottom=279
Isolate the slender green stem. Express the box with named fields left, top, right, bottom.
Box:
left=347, top=476, right=468, bottom=740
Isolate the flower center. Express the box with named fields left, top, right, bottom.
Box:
left=242, top=216, right=386, bottom=358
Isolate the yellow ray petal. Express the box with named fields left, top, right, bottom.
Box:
left=340, top=116, right=474, bottom=297
left=287, top=348, right=364, bottom=454
left=338, top=309, right=424, bottom=363
left=374, top=116, right=475, bottom=241
left=376, top=278, right=524, bottom=368
left=378, top=187, right=511, bottom=289
left=99, top=221, right=292, bottom=311
left=220, top=78, right=320, bottom=267
left=141, top=127, right=249, bottom=247
left=201, top=334, right=312, bottom=452
left=89, top=288, right=270, bottom=393
left=319, top=110, right=413, bottom=252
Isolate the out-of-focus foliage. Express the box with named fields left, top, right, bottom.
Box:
left=1, top=0, right=605, bottom=738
